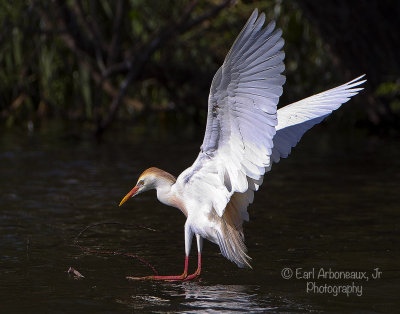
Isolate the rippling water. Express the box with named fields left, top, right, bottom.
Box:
left=1, top=130, right=399, bottom=312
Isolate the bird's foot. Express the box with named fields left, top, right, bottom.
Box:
left=127, top=272, right=188, bottom=281
left=184, top=269, right=201, bottom=281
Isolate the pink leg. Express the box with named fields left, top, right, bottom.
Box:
left=127, top=255, right=189, bottom=281
left=184, top=252, right=201, bottom=281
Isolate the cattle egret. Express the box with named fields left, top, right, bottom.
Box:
left=119, top=9, right=365, bottom=281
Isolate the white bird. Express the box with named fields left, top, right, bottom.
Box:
left=119, top=9, right=365, bottom=281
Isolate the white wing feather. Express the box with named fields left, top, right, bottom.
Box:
left=224, top=76, right=366, bottom=229
left=177, top=10, right=365, bottom=233
left=271, top=75, right=366, bottom=163
left=177, top=9, right=285, bottom=217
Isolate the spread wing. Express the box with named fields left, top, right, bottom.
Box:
left=220, top=75, right=366, bottom=233
left=271, top=75, right=366, bottom=163
left=178, top=9, right=285, bottom=218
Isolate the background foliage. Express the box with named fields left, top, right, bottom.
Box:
left=0, top=0, right=399, bottom=138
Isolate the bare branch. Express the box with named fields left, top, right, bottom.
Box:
left=107, top=0, right=125, bottom=66
left=74, top=222, right=159, bottom=275
left=95, top=0, right=234, bottom=136
left=73, top=0, right=107, bottom=72
left=180, top=0, right=234, bottom=33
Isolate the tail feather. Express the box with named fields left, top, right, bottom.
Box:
left=217, top=215, right=252, bottom=268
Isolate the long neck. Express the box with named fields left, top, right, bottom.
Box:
left=153, top=172, right=187, bottom=216
left=155, top=178, right=174, bottom=206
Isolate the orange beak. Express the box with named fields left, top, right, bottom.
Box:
left=119, top=185, right=139, bottom=206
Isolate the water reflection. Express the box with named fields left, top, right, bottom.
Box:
left=174, top=283, right=266, bottom=312
left=120, top=282, right=314, bottom=312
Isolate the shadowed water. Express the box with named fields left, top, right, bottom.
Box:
left=1, top=130, right=399, bottom=313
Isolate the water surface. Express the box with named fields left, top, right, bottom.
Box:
left=1, top=130, right=399, bottom=312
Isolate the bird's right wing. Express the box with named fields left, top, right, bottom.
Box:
left=271, top=75, right=366, bottom=163
left=177, top=9, right=285, bottom=220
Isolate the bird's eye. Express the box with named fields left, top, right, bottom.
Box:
left=138, top=180, right=144, bottom=186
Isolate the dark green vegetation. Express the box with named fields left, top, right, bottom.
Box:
left=1, top=0, right=399, bottom=138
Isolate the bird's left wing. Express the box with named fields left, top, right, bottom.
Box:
left=178, top=9, right=285, bottom=218
left=271, top=75, right=366, bottom=163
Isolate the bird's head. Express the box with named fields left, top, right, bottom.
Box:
left=119, top=167, right=176, bottom=206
